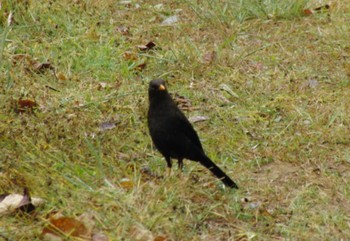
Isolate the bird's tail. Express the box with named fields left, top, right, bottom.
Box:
left=200, top=155, right=238, bottom=189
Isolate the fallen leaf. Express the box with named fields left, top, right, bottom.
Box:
left=303, top=9, right=313, bottom=15
left=219, top=83, right=239, bottom=98
left=119, top=178, right=134, bottom=190
left=0, top=193, right=9, bottom=202
left=153, top=236, right=168, bottom=241
left=15, top=99, right=38, bottom=114
left=97, top=82, right=109, bottom=90
left=56, top=72, right=67, bottom=81
left=12, top=54, right=31, bottom=65
left=123, top=51, right=137, bottom=60
left=188, top=115, right=209, bottom=123
left=17, top=187, right=36, bottom=213
left=306, top=78, right=319, bottom=88
left=99, top=122, right=117, bottom=131
left=146, top=41, right=156, bottom=49
left=0, top=188, right=44, bottom=215
left=7, top=11, right=14, bottom=26
left=171, top=93, right=192, bottom=111
left=314, top=4, right=330, bottom=12
left=137, top=41, right=156, bottom=51
left=303, top=4, right=330, bottom=15
left=92, top=233, right=109, bottom=241
left=135, top=62, right=147, bottom=71
left=154, top=4, right=163, bottom=10
left=32, top=62, right=54, bottom=73
left=116, top=25, right=130, bottom=36
left=78, top=212, right=95, bottom=235
left=129, top=224, right=154, bottom=241
left=161, top=15, right=178, bottom=25
left=42, top=217, right=89, bottom=239
left=140, top=166, right=162, bottom=180
left=202, top=51, right=217, bottom=64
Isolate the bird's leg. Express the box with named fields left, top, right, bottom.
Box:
left=165, top=157, right=172, bottom=176
left=177, top=158, right=184, bottom=171
left=177, top=158, right=184, bottom=178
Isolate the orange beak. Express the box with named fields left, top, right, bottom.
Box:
left=159, top=84, right=166, bottom=91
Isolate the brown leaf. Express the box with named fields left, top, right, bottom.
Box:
left=202, top=51, right=217, bottom=64
left=140, top=166, right=163, bottom=180
left=303, top=9, right=313, bottom=15
left=170, top=93, right=193, bottom=111
left=123, top=51, right=137, bottom=60
left=15, top=99, right=38, bottom=114
left=116, top=25, right=130, bottom=36
left=32, top=62, right=54, bottom=73
left=56, top=72, right=67, bottom=81
left=119, top=178, right=134, bottom=190
left=42, top=217, right=89, bottom=239
left=129, top=224, right=154, bottom=241
left=12, top=54, right=31, bottom=65
left=303, top=4, right=330, bottom=16
left=135, top=63, right=147, bottom=71
left=97, top=82, right=109, bottom=90
left=137, top=41, right=156, bottom=51
left=153, top=236, right=168, bottom=241
left=314, top=4, right=330, bottom=12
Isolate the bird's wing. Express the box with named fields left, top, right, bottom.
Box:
left=169, top=109, right=204, bottom=152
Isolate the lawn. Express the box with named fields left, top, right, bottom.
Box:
left=1, top=0, right=350, bottom=240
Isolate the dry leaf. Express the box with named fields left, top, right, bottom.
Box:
left=135, top=63, right=147, bottom=71
left=32, top=62, right=54, bottom=73
left=0, top=188, right=44, bottom=215
left=153, top=236, right=168, bottom=241
left=202, top=51, right=217, bottom=64
left=116, top=25, right=130, bottom=36
left=15, top=99, right=38, bottom=114
left=303, top=78, right=319, bottom=89
left=56, top=72, right=67, bottom=81
left=137, top=41, right=156, bottom=51
left=161, top=15, right=178, bottom=25
left=97, top=82, right=109, bottom=90
left=303, top=4, right=330, bottom=15
left=123, top=51, right=137, bottom=60
left=119, top=178, right=134, bottom=190
left=219, top=83, right=239, bottom=98
left=12, top=54, right=31, bottom=65
left=140, top=166, right=163, bottom=180
left=129, top=224, right=154, bottom=241
left=99, top=121, right=116, bottom=131
left=17, top=187, right=36, bottom=213
left=171, top=93, right=192, bottom=111
left=92, top=233, right=109, bottom=241
left=7, top=11, right=14, bottom=26
left=188, top=116, right=209, bottom=123
left=42, top=217, right=89, bottom=239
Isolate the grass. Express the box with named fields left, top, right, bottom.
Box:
left=1, top=0, right=350, bottom=240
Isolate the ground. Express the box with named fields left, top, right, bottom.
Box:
left=1, top=0, right=350, bottom=240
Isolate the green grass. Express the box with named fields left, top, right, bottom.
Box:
left=1, top=0, right=350, bottom=240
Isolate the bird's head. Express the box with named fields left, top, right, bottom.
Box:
left=148, top=79, right=168, bottom=99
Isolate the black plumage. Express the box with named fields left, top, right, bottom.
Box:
left=147, top=79, right=238, bottom=189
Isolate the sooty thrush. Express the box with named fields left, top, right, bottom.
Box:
left=147, top=79, right=238, bottom=189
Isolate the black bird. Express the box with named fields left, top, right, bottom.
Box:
left=147, top=79, right=238, bottom=189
